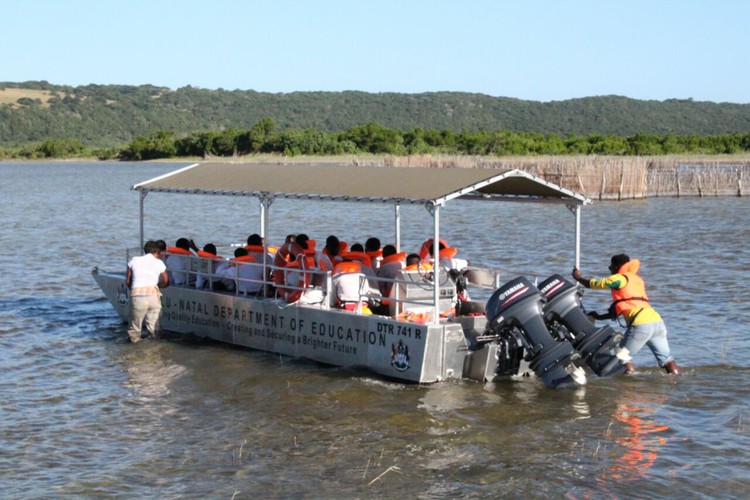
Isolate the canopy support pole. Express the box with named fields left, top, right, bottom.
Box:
left=260, top=198, right=267, bottom=238
left=394, top=203, right=401, bottom=251
left=260, top=193, right=274, bottom=297
left=139, top=191, right=147, bottom=252
left=426, top=202, right=441, bottom=324
left=567, top=204, right=581, bottom=268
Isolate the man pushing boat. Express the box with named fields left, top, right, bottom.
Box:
left=572, top=254, right=680, bottom=375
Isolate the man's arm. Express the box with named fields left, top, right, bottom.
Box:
left=573, top=268, right=625, bottom=291
left=159, top=270, right=169, bottom=288
left=588, top=303, right=617, bottom=321
left=571, top=268, right=591, bottom=288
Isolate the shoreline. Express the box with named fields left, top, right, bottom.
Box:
left=3, top=154, right=748, bottom=199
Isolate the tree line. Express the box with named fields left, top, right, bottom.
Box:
left=2, top=82, right=750, bottom=150
left=2, top=118, right=749, bottom=160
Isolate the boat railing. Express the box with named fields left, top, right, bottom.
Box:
left=157, top=251, right=332, bottom=305
left=344, top=275, right=444, bottom=318
left=268, top=263, right=332, bottom=309
left=158, top=250, right=566, bottom=321
left=170, top=250, right=456, bottom=319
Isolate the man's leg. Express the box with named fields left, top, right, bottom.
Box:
left=127, top=297, right=149, bottom=343
left=645, top=321, right=678, bottom=373
left=142, top=296, right=162, bottom=339
left=621, top=323, right=655, bottom=372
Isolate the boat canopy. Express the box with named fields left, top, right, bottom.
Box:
left=133, top=162, right=591, bottom=321
left=133, top=162, right=591, bottom=206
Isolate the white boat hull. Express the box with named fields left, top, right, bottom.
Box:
left=92, top=269, right=470, bottom=383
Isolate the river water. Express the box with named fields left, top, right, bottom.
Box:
left=1, top=161, right=749, bottom=498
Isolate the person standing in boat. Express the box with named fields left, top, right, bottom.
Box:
left=126, top=240, right=169, bottom=343
left=572, top=254, right=680, bottom=375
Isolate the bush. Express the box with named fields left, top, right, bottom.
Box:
left=36, top=139, right=86, bottom=158
left=119, top=130, right=176, bottom=160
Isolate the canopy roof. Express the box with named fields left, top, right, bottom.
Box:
left=133, top=162, right=590, bottom=206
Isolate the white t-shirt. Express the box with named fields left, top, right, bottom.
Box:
left=128, top=253, right=167, bottom=288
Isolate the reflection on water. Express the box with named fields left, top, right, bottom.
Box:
left=1, top=162, right=749, bottom=497
left=600, top=390, right=671, bottom=484
left=121, top=343, right=188, bottom=402
left=571, top=388, right=592, bottom=421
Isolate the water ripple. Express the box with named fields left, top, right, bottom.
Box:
left=1, top=163, right=749, bottom=497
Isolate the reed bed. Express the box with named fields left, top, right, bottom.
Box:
left=385, top=154, right=750, bottom=200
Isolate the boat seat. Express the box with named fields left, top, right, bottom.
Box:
left=387, top=269, right=456, bottom=317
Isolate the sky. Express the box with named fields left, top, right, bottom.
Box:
left=2, top=0, right=748, bottom=103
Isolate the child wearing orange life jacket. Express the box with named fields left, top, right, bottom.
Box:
left=317, top=234, right=350, bottom=272
left=195, top=243, right=226, bottom=290
left=215, top=247, right=263, bottom=295
left=405, top=253, right=432, bottom=271
left=345, top=243, right=379, bottom=289
left=376, top=245, right=407, bottom=297
left=420, top=239, right=468, bottom=271
left=332, top=257, right=384, bottom=314
left=165, top=237, right=197, bottom=286
left=365, top=237, right=383, bottom=270
left=244, top=233, right=275, bottom=271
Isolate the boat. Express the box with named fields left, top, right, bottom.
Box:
left=93, top=162, right=628, bottom=388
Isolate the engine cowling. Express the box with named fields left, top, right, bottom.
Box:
left=485, top=277, right=586, bottom=389
left=538, top=274, right=626, bottom=377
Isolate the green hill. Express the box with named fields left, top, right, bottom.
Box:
left=1, top=81, right=749, bottom=148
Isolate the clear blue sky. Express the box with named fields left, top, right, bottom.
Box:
left=3, top=0, right=748, bottom=103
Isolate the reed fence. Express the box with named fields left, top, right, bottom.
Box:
left=385, top=155, right=749, bottom=200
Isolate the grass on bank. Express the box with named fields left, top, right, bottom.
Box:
left=0, top=87, right=57, bottom=108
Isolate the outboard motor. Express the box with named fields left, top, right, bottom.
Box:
left=485, top=277, right=586, bottom=389
left=539, top=274, right=626, bottom=377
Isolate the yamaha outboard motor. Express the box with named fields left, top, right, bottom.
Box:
left=485, top=277, right=586, bottom=389
left=539, top=274, right=626, bottom=377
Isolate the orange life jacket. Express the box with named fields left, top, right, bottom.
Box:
left=272, top=241, right=304, bottom=286
left=366, top=249, right=383, bottom=268
left=404, top=262, right=433, bottom=271
left=197, top=250, right=222, bottom=260
left=380, top=252, right=407, bottom=265
left=333, top=260, right=364, bottom=275
left=425, top=247, right=460, bottom=269
left=341, top=302, right=373, bottom=315
left=611, top=259, right=650, bottom=316
left=244, top=244, right=265, bottom=254
left=282, top=255, right=315, bottom=302
left=377, top=252, right=407, bottom=299
left=232, top=255, right=256, bottom=263
left=418, top=238, right=450, bottom=260
left=396, top=310, right=430, bottom=324
left=438, top=247, right=458, bottom=260
left=332, top=261, right=368, bottom=307
left=323, top=241, right=348, bottom=257
left=166, top=246, right=193, bottom=255
left=339, top=251, right=372, bottom=268
left=319, top=242, right=348, bottom=271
